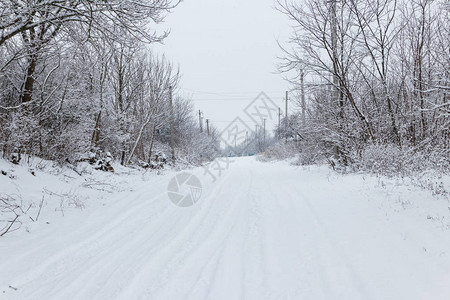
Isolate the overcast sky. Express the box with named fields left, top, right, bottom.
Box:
left=155, top=0, right=292, bottom=134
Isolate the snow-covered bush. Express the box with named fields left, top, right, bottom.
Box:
left=350, top=144, right=450, bottom=177
left=79, top=150, right=114, bottom=173
left=259, top=142, right=299, bottom=161
left=295, top=142, right=325, bottom=166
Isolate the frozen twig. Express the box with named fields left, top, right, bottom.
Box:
left=0, top=214, right=19, bottom=237
left=36, top=195, right=45, bottom=221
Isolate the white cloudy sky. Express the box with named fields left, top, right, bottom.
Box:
left=154, top=0, right=292, bottom=133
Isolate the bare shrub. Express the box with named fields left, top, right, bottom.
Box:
left=351, top=144, right=450, bottom=177
left=259, top=142, right=299, bottom=162
left=0, top=194, right=32, bottom=236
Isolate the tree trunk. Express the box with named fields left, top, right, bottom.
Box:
left=147, top=123, right=157, bottom=164
left=121, top=151, right=126, bottom=166
left=91, top=111, right=102, bottom=148
left=20, top=55, right=38, bottom=103
left=127, top=120, right=150, bottom=165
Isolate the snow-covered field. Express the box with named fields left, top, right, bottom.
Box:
left=1, top=157, right=449, bottom=299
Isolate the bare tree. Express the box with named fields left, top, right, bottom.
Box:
left=0, top=0, right=179, bottom=47
left=276, top=0, right=449, bottom=168
left=126, top=54, right=179, bottom=165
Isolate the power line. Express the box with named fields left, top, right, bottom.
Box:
left=190, top=97, right=284, bottom=102
left=207, top=120, right=279, bottom=124
left=180, top=87, right=287, bottom=96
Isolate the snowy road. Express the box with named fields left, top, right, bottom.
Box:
left=1, top=157, right=450, bottom=299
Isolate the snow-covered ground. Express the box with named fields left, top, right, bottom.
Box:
left=1, top=157, right=449, bottom=299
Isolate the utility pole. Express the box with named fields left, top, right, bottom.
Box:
left=263, top=118, right=266, bottom=147
left=301, top=69, right=306, bottom=126
left=285, top=91, right=289, bottom=142
left=330, top=0, right=340, bottom=107
left=198, top=110, right=203, bottom=133
left=206, top=119, right=210, bottom=136
left=330, top=0, right=341, bottom=159
left=278, top=107, right=281, bottom=141
left=169, top=86, right=175, bottom=163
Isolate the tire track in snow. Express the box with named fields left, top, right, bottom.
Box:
left=13, top=190, right=173, bottom=299
left=256, top=168, right=316, bottom=299
left=293, top=185, right=374, bottom=300
left=239, top=167, right=268, bottom=300
left=12, top=170, right=233, bottom=299
left=158, top=162, right=256, bottom=300
left=116, top=167, right=247, bottom=299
